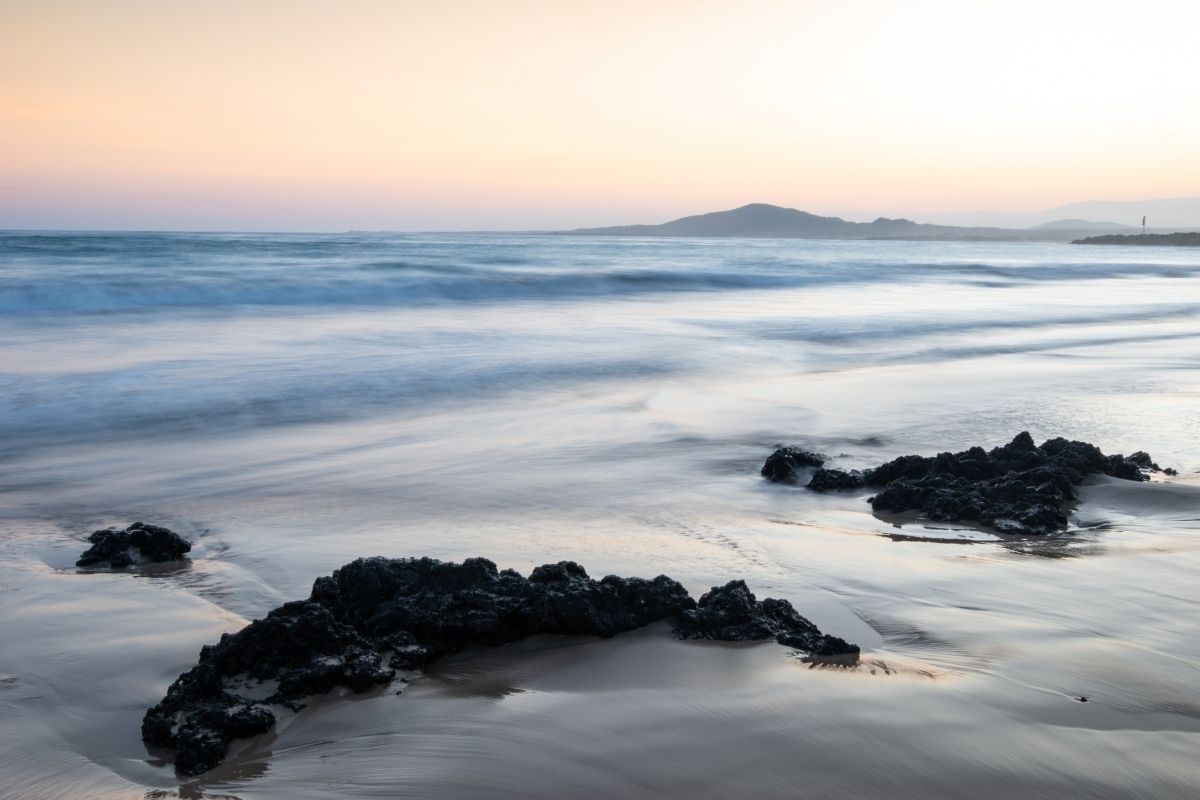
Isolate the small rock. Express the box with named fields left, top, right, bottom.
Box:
left=76, top=522, right=191, bottom=568
left=806, top=468, right=866, bottom=492
left=761, top=447, right=825, bottom=483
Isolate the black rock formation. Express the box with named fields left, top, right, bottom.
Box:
left=763, top=432, right=1169, bottom=534
left=807, top=467, right=866, bottom=492
left=760, top=447, right=824, bottom=482
left=76, top=522, right=191, bottom=568
left=144, top=556, right=858, bottom=775
left=675, top=580, right=856, bottom=655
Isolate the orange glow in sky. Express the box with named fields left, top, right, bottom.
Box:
left=3, top=0, right=1199, bottom=230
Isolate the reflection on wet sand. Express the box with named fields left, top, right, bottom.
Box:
left=880, top=530, right=1108, bottom=559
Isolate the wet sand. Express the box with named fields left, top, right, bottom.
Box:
left=3, top=477, right=1199, bottom=799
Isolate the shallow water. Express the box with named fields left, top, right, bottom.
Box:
left=0, top=233, right=1198, bottom=798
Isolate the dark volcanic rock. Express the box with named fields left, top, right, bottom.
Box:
left=807, top=468, right=866, bottom=492
left=767, top=432, right=1168, bottom=535
left=76, top=522, right=191, bottom=568
left=145, top=556, right=855, bottom=775
left=675, top=580, right=859, bottom=656
left=761, top=447, right=825, bottom=482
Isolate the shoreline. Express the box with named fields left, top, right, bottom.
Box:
left=2, top=475, right=1199, bottom=797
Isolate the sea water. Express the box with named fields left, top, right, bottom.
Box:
left=1, top=232, right=1198, bottom=798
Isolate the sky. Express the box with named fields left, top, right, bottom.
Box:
left=3, top=0, right=1199, bottom=231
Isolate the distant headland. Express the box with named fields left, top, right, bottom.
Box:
left=1072, top=232, right=1200, bottom=247
left=554, top=203, right=1195, bottom=243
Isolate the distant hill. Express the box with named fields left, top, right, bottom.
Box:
left=1046, top=197, right=1200, bottom=229
left=1031, top=218, right=1131, bottom=231
left=560, top=203, right=1113, bottom=242
left=1073, top=232, right=1200, bottom=247
left=566, top=203, right=929, bottom=239
left=921, top=196, right=1200, bottom=229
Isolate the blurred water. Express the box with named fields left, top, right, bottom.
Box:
left=0, top=232, right=1198, bottom=799
left=2, top=232, right=1198, bottom=457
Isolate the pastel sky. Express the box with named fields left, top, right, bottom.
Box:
left=3, top=0, right=1199, bottom=231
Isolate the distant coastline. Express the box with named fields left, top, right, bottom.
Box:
left=1072, top=232, right=1200, bottom=247
left=556, top=203, right=1195, bottom=244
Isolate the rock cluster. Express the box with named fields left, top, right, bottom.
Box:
left=144, top=556, right=858, bottom=775
left=76, top=522, right=191, bottom=568
left=763, top=432, right=1172, bottom=534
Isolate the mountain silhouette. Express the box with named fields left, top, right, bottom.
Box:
left=567, top=203, right=926, bottom=238
left=559, top=203, right=1094, bottom=241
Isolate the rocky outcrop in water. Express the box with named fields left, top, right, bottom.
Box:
left=76, top=522, right=191, bottom=568
left=763, top=433, right=1170, bottom=534
left=760, top=447, right=825, bottom=482
left=144, top=556, right=858, bottom=775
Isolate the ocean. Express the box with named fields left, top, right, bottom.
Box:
left=1, top=231, right=1198, bottom=798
